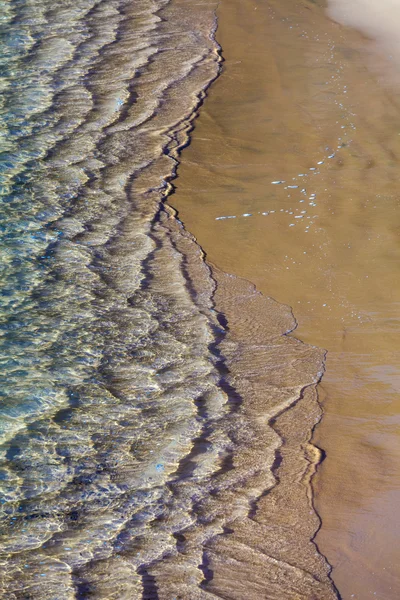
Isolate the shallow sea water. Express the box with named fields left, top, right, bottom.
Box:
left=0, top=0, right=338, bottom=598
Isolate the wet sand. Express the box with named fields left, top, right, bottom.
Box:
left=171, top=0, right=400, bottom=597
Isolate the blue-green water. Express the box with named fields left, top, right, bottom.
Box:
left=0, top=0, right=339, bottom=598
left=0, top=0, right=227, bottom=596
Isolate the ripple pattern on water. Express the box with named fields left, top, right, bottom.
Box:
left=0, top=0, right=225, bottom=596
left=0, top=0, right=339, bottom=598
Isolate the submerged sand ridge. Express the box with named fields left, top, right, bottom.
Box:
left=171, top=0, right=400, bottom=597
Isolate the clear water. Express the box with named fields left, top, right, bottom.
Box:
left=0, top=0, right=339, bottom=598
left=0, top=0, right=226, bottom=596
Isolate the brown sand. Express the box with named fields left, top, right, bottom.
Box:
left=170, top=0, right=400, bottom=597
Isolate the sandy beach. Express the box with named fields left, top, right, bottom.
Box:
left=2, top=0, right=400, bottom=596
left=172, top=0, right=400, bottom=597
